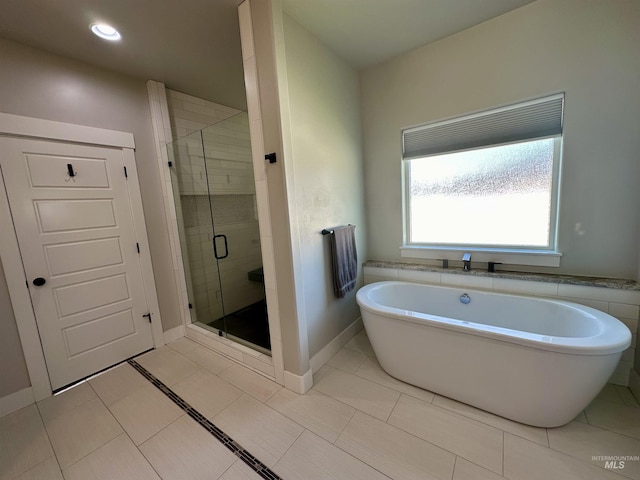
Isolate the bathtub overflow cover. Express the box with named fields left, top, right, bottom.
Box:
left=460, top=293, right=471, bottom=304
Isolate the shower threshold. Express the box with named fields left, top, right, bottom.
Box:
left=203, top=300, right=271, bottom=355
left=191, top=320, right=272, bottom=358
left=225, top=332, right=271, bottom=357
left=185, top=321, right=274, bottom=366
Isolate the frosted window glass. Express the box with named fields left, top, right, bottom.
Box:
left=408, top=138, right=555, bottom=247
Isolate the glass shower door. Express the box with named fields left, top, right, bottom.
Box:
left=167, top=113, right=270, bottom=354
left=167, top=129, right=225, bottom=332
left=201, top=114, right=269, bottom=351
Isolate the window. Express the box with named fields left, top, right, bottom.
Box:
left=402, top=94, right=564, bottom=266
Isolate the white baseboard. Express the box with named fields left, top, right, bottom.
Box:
left=0, top=387, right=34, bottom=417
left=310, top=317, right=363, bottom=374
left=163, top=324, right=185, bottom=344
left=284, top=369, right=313, bottom=394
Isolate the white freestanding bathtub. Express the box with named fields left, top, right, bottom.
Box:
left=356, top=281, right=631, bottom=427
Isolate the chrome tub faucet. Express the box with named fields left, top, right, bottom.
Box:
left=462, top=253, right=471, bottom=271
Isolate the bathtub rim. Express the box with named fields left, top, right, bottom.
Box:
left=357, top=281, right=631, bottom=356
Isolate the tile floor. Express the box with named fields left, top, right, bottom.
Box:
left=2, top=330, right=640, bottom=480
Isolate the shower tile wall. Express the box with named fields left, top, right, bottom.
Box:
left=167, top=90, right=263, bottom=325
left=167, top=89, right=241, bottom=139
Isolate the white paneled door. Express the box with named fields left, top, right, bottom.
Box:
left=0, top=137, right=154, bottom=390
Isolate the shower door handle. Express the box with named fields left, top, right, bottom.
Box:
left=213, top=234, right=229, bottom=260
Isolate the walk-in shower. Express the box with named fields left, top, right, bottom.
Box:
left=167, top=112, right=270, bottom=354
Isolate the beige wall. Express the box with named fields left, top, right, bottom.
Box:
left=0, top=36, right=184, bottom=398
left=281, top=14, right=368, bottom=358
left=250, top=0, right=309, bottom=376
left=361, top=0, right=640, bottom=279
left=0, top=258, right=30, bottom=397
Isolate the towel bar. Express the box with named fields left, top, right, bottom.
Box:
left=321, top=224, right=355, bottom=235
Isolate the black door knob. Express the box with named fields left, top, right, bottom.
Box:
left=32, top=277, right=46, bottom=287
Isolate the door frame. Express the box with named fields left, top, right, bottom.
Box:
left=0, top=112, right=164, bottom=401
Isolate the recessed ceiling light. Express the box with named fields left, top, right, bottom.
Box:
left=90, top=23, right=121, bottom=41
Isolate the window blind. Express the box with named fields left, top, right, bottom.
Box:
left=402, top=93, right=564, bottom=160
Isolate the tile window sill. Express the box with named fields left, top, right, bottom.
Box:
left=365, top=260, right=640, bottom=292
left=400, top=246, right=562, bottom=268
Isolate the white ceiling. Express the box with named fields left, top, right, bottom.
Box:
left=0, top=0, right=535, bottom=109
left=282, top=0, right=536, bottom=68
left=0, top=0, right=248, bottom=108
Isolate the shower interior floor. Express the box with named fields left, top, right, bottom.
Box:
left=207, top=300, right=270, bottom=351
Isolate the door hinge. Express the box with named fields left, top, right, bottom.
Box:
left=143, top=313, right=152, bottom=323
left=124, top=166, right=128, bottom=178
left=136, top=242, right=140, bottom=253
left=188, top=303, right=193, bottom=309
left=168, top=161, right=173, bottom=167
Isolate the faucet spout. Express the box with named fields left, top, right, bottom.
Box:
left=462, top=253, right=471, bottom=271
